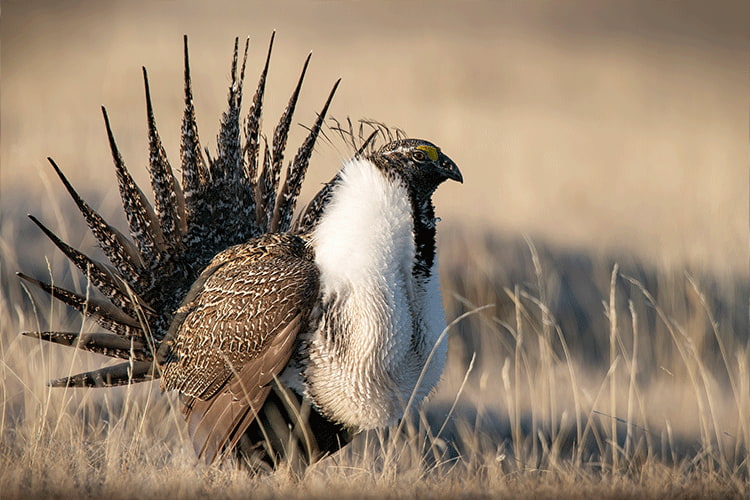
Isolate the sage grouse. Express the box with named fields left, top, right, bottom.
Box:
left=19, top=35, right=463, bottom=469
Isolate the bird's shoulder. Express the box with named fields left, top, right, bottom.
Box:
left=159, top=232, right=318, bottom=399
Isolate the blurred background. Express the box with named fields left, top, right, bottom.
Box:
left=3, top=0, right=747, bottom=276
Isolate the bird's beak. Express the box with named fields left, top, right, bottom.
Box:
left=440, top=154, right=463, bottom=184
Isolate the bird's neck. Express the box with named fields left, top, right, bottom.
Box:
left=408, top=195, right=438, bottom=280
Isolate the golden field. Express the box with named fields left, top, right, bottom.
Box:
left=1, top=1, right=748, bottom=497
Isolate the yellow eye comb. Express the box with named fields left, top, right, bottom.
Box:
left=415, top=145, right=438, bottom=161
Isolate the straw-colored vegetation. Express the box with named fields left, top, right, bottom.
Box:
left=1, top=219, right=748, bottom=498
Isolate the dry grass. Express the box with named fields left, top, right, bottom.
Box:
left=1, top=220, right=748, bottom=498
left=2, top=1, right=749, bottom=497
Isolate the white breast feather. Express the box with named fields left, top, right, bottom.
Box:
left=412, top=265, right=449, bottom=404
left=304, top=158, right=447, bottom=430
left=312, top=159, right=414, bottom=290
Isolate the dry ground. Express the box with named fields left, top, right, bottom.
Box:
left=1, top=1, right=748, bottom=498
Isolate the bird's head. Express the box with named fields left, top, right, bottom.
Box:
left=369, top=139, right=463, bottom=198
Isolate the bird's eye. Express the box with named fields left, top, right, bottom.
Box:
left=412, top=150, right=427, bottom=162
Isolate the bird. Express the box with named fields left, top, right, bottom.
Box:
left=18, top=34, right=463, bottom=470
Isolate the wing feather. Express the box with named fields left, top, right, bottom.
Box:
left=159, top=233, right=318, bottom=463
left=187, top=315, right=299, bottom=463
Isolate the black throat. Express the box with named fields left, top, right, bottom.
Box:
left=367, top=153, right=439, bottom=281
left=409, top=193, right=437, bottom=280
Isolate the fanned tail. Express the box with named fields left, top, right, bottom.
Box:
left=21, top=34, right=339, bottom=388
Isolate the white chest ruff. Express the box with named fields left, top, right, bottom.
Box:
left=301, top=159, right=447, bottom=430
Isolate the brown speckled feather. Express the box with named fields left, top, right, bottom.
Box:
left=185, top=315, right=301, bottom=463
left=159, top=233, right=318, bottom=463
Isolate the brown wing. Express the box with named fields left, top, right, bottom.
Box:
left=158, top=233, right=318, bottom=463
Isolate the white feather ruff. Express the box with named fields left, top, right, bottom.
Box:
left=302, top=158, right=448, bottom=430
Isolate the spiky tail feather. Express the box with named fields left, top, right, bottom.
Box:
left=21, top=35, right=338, bottom=388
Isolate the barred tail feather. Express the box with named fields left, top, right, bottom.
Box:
left=102, top=107, right=167, bottom=267
left=27, top=215, right=148, bottom=319
left=16, top=272, right=143, bottom=338
left=179, top=35, right=208, bottom=232
left=268, top=53, right=312, bottom=199
left=273, top=79, right=340, bottom=232
left=48, top=158, right=145, bottom=285
left=22, top=331, right=150, bottom=361
left=48, top=361, right=155, bottom=388
left=215, top=37, right=250, bottom=183
left=256, top=138, right=273, bottom=232
left=245, top=32, right=275, bottom=190
left=143, top=67, right=186, bottom=252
